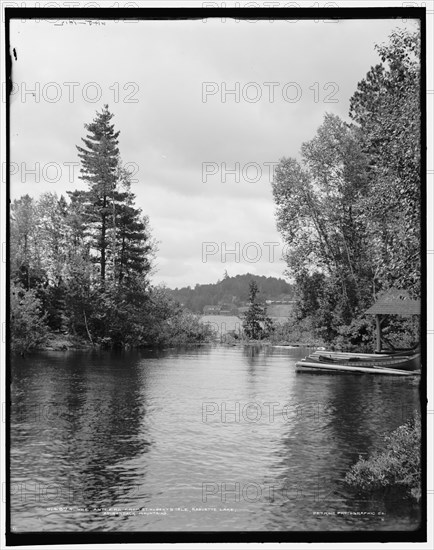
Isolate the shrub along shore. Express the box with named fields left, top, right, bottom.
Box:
left=345, top=414, right=421, bottom=503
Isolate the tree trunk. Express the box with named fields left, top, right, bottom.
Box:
left=101, top=210, right=106, bottom=282
left=83, top=309, right=94, bottom=346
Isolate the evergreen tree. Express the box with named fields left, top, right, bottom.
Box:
left=75, top=105, right=120, bottom=283
left=242, top=280, right=274, bottom=340
left=9, top=106, right=214, bottom=350
left=114, top=203, right=151, bottom=284
left=73, top=106, right=152, bottom=288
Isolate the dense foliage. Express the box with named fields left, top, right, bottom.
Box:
left=349, top=28, right=421, bottom=296
left=167, top=273, right=295, bottom=313
left=345, top=414, right=421, bottom=502
left=10, top=282, right=49, bottom=353
left=271, top=29, right=421, bottom=346
left=10, top=106, right=214, bottom=353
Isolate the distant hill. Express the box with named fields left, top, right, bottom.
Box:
left=166, top=273, right=296, bottom=314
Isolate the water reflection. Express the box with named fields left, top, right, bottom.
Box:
left=267, top=370, right=420, bottom=530
left=11, top=350, right=152, bottom=529
left=10, top=346, right=421, bottom=532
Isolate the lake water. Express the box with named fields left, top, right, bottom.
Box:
left=201, top=315, right=287, bottom=339
left=10, top=344, right=421, bottom=532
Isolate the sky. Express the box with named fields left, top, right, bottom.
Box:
left=8, top=15, right=419, bottom=288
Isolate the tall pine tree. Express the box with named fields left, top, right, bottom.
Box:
left=75, top=105, right=120, bottom=282
left=73, top=106, right=151, bottom=287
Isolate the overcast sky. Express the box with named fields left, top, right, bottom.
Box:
left=9, top=16, right=418, bottom=288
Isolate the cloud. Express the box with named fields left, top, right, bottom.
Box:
left=9, top=17, right=417, bottom=287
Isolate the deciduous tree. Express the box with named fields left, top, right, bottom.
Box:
left=349, top=28, right=421, bottom=296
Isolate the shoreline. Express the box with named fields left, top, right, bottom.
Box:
left=31, top=332, right=321, bottom=353
left=36, top=333, right=95, bottom=352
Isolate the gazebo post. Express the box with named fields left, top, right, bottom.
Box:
left=375, top=314, right=382, bottom=353
left=365, top=290, right=420, bottom=354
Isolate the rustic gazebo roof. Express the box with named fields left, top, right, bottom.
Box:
left=365, top=289, right=421, bottom=316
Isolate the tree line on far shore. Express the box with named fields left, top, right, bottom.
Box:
left=167, top=273, right=295, bottom=314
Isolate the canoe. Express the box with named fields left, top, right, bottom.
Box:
left=309, top=350, right=396, bottom=360
left=295, top=352, right=420, bottom=375
left=308, top=347, right=419, bottom=361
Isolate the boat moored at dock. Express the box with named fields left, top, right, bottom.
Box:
left=295, top=290, right=421, bottom=375
left=295, top=352, right=421, bottom=375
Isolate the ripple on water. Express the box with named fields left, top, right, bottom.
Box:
left=10, top=346, right=421, bottom=532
